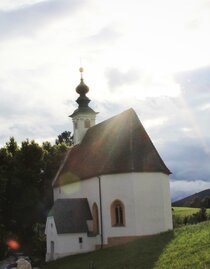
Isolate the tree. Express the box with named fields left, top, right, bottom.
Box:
left=196, top=207, right=207, bottom=222
left=0, top=136, right=70, bottom=260
left=55, top=131, right=73, bottom=146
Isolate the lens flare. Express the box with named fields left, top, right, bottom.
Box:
left=7, top=239, right=20, bottom=250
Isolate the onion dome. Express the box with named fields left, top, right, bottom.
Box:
left=69, top=67, right=98, bottom=117
left=76, top=68, right=89, bottom=95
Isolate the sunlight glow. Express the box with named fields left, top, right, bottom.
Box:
left=144, top=117, right=168, bottom=129
left=0, top=0, right=209, bottom=146
left=7, top=239, right=20, bottom=250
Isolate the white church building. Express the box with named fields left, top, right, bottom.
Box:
left=45, top=68, right=173, bottom=261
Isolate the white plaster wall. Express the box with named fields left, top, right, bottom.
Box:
left=100, top=174, right=136, bottom=244
left=46, top=216, right=100, bottom=260
left=132, top=173, right=173, bottom=235
left=52, top=172, right=172, bottom=250
left=56, top=233, right=100, bottom=258
left=45, top=217, right=59, bottom=261
left=100, top=173, right=173, bottom=243
left=54, top=177, right=100, bottom=207
left=54, top=177, right=102, bottom=226
left=54, top=177, right=102, bottom=237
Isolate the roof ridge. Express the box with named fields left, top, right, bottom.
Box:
left=129, top=111, right=135, bottom=171
left=85, top=107, right=137, bottom=134
left=52, top=147, right=73, bottom=187
left=53, top=108, right=171, bottom=187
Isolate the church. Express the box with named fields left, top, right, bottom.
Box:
left=45, top=68, right=173, bottom=261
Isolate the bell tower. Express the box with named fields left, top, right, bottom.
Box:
left=70, top=68, right=98, bottom=145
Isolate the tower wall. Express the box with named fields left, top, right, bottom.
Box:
left=72, top=113, right=96, bottom=144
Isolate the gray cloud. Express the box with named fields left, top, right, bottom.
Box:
left=161, top=137, right=210, bottom=181
left=0, top=83, right=73, bottom=146
left=108, top=65, right=209, bottom=183
left=144, top=67, right=210, bottom=182
left=105, top=68, right=139, bottom=88
left=176, top=66, right=210, bottom=102
left=170, top=179, right=210, bottom=202
left=139, top=98, right=210, bottom=181
left=0, top=0, right=85, bottom=40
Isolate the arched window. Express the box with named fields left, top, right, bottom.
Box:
left=111, top=200, right=125, bottom=227
left=84, top=119, right=91, bottom=128
left=92, top=203, right=99, bottom=234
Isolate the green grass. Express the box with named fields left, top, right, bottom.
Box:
left=172, top=207, right=200, bottom=216
left=42, top=220, right=210, bottom=269
left=172, top=207, right=210, bottom=217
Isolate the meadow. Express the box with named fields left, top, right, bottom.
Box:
left=42, top=207, right=210, bottom=269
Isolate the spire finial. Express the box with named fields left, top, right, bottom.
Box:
left=76, top=67, right=89, bottom=95
left=79, top=67, right=84, bottom=80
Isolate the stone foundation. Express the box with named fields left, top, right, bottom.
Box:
left=107, top=236, right=142, bottom=246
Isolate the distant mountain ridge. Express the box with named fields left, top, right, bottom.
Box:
left=172, top=188, right=210, bottom=207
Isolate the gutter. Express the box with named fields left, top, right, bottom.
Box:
left=98, top=176, right=103, bottom=248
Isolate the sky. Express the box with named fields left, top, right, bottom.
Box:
left=0, top=0, right=210, bottom=201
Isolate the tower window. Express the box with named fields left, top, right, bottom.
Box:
left=111, top=200, right=125, bottom=227
left=84, top=119, right=90, bottom=128
left=74, top=122, right=78, bottom=129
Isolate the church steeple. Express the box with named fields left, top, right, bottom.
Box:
left=70, top=68, right=98, bottom=145
left=75, top=67, right=91, bottom=109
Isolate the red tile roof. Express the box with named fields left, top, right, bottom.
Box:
left=53, top=108, right=171, bottom=187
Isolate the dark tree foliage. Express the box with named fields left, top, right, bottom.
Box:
left=55, top=131, right=73, bottom=146
left=173, top=208, right=208, bottom=227
left=0, top=136, right=69, bottom=261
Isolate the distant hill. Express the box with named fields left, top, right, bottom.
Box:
left=172, top=188, right=210, bottom=207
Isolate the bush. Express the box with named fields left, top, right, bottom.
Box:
left=173, top=208, right=208, bottom=227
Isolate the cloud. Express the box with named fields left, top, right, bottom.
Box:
left=87, top=26, right=121, bottom=44
left=176, top=66, right=210, bottom=95
left=84, top=71, right=210, bottom=184
left=0, top=81, right=73, bottom=146
left=141, top=96, right=210, bottom=181
left=0, top=0, right=85, bottom=40
left=0, top=0, right=44, bottom=11
left=170, top=179, right=210, bottom=202
left=174, top=66, right=210, bottom=139
left=105, top=68, right=139, bottom=88
left=162, top=138, right=210, bottom=181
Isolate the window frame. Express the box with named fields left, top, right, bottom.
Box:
left=111, top=200, right=125, bottom=227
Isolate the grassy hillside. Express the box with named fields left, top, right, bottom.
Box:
left=172, top=207, right=210, bottom=216
left=42, top=220, right=210, bottom=269
left=172, top=206, right=200, bottom=216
